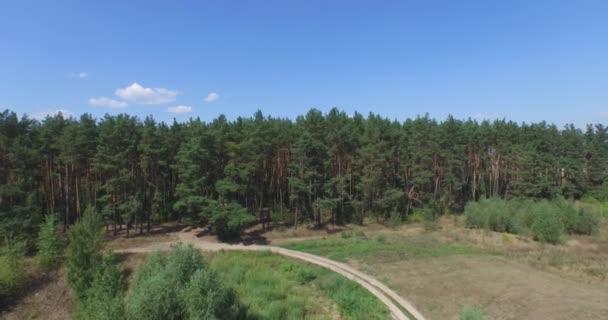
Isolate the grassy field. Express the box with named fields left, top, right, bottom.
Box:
left=280, top=220, right=608, bottom=320
left=282, top=231, right=499, bottom=263
left=209, top=250, right=390, bottom=320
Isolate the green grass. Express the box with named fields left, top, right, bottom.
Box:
left=210, top=251, right=390, bottom=320
left=460, top=305, right=489, bottom=320
left=281, top=233, right=498, bottom=263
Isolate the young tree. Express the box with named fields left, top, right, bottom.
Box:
left=37, top=215, right=64, bottom=268
left=65, top=207, right=105, bottom=298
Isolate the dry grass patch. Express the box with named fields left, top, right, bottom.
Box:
left=0, top=267, right=71, bottom=320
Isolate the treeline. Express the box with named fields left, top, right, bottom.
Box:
left=2, top=108, right=608, bottom=240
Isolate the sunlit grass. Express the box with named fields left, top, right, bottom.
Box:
left=281, top=232, right=499, bottom=263
left=210, top=251, right=390, bottom=320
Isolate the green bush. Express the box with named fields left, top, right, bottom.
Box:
left=181, top=268, right=244, bottom=320
left=422, top=205, right=440, bottom=231
left=531, top=204, right=562, bottom=244
left=74, top=252, right=126, bottom=320
left=206, top=201, right=255, bottom=240
left=37, top=215, right=64, bottom=269
left=408, top=209, right=425, bottom=223
left=464, top=200, right=487, bottom=229
left=340, top=231, right=353, bottom=239
left=555, top=198, right=578, bottom=234
left=126, top=265, right=184, bottom=320
left=354, top=230, right=367, bottom=239
left=574, top=208, right=599, bottom=235
left=460, top=305, right=489, bottom=320
left=66, top=207, right=105, bottom=298
left=465, top=197, right=598, bottom=243
left=0, top=236, right=26, bottom=303
left=126, top=244, right=242, bottom=320
left=375, top=234, right=386, bottom=243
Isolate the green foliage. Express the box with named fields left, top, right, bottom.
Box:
left=531, top=206, right=563, bottom=244
left=0, top=236, right=26, bottom=303
left=408, top=209, right=425, bottom=223
left=464, top=198, right=519, bottom=233
left=574, top=208, right=599, bottom=235
left=66, top=207, right=105, bottom=298
left=206, top=201, right=255, bottom=240
left=422, top=205, right=441, bottom=231
left=126, top=264, right=184, bottom=320
left=3, top=107, right=608, bottom=246
left=282, top=234, right=496, bottom=263
left=340, top=231, right=353, bottom=239
left=37, top=215, right=64, bottom=269
left=74, top=252, right=126, bottom=320
left=460, top=306, right=489, bottom=320
left=375, top=234, right=386, bottom=243
left=181, top=268, right=244, bottom=320
left=465, top=197, right=598, bottom=243
left=211, top=251, right=389, bottom=320
left=126, top=244, right=242, bottom=320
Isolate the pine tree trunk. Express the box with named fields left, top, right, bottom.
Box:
left=64, top=163, right=71, bottom=232
left=75, top=171, right=81, bottom=218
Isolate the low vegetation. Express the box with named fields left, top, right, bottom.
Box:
left=66, top=208, right=106, bottom=299
left=0, top=236, right=26, bottom=307
left=465, top=197, right=600, bottom=244
left=37, top=215, right=64, bottom=269
left=282, top=231, right=497, bottom=263
left=460, top=306, right=489, bottom=320
left=126, top=245, right=245, bottom=320
left=210, top=250, right=389, bottom=320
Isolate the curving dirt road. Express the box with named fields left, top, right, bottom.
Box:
left=115, top=229, right=427, bottom=320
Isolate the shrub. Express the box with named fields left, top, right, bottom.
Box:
left=126, top=244, right=242, bottom=320
left=531, top=204, right=562, bottom=244
left=554, top=198, right=578, bottom=233
left=422, top=205, right=440, bottom=231
left=75, top=252, right=126, bottom=320
left=408, top=209, right=425, bottom=223
left=66, top=207, right=105, bottom=298
left=464, top=200, right=487, bottom=229
left=340, top=231, right=352, bottom=239
left=465, top=197, right=597, bottom=243
left=354, top=230, right=367, bottom=239
left=574, top=208, right=599, bottom=235
left=296, top=268, right=317, bottom=284
left=460, top=305, right=489, bottom=320
left=126, top=265, right=183, bottom=320
left=206, top=201, right=255, bottom=240
left=487, top=209, right=516, bottom=233
left=0, top=236, right=26, bottom=303
left=181, top=268, right=244, bottom=320
left=37, top=215, right=64, bottom=269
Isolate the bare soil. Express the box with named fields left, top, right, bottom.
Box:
left=1, top=269, right=71, bottom=320
left=367, top=255, right=608, bottom=320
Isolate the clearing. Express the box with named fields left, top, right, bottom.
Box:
left=281, top=218, right=608, bottom=320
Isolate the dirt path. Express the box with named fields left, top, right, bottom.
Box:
left=115, top=228, right=426, bottom=320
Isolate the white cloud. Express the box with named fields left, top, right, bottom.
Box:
left=69, top=72, right=88, bottom=79
left=115, top=83, right=178, bottom=105
left=31, top=109, right=73, bottom=120
left=88, top=97, right=128, bottom=108
left=204, top=92, right=220, bottom=102
left=167, top=105, right=193, bottom=114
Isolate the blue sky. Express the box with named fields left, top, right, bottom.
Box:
left=1, top=0, right=607, bottom=126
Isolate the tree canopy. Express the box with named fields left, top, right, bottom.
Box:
left=1, top=108, right=607, bottom=241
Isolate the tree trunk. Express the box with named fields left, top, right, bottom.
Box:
left=75, top=169, right=81, bottom=218
left=64, top=163, right=71, bottom=232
